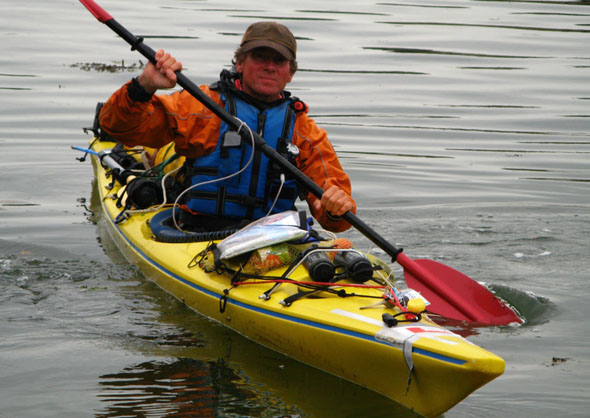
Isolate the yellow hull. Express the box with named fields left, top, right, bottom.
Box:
left=90, top=139, right=504, bottom=417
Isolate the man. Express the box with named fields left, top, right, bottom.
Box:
left=99, top=21, right=355, bottom=232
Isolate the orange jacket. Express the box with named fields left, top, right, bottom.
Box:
left=99, top=80, right=356, bottom=232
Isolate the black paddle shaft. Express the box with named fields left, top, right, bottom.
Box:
left=103, top=18, right=403, bottom=261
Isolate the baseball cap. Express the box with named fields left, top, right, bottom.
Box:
left=240, top=21, right=297, bottom=61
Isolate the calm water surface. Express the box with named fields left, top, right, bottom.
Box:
left=1, top=0, right=589, bottom=417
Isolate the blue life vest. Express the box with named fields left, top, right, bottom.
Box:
left=183, top=89, right=300, bottom=220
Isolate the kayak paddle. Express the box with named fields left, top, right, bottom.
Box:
left=78, top=0, right=522, bottom=326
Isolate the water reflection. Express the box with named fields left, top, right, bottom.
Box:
left=97, top=358, right=250, bottom=418
left=364, top=46, right=547, bottom=59
left=300, top=68, right=427, bottom=75
left=295, top=10, right=390, bottom=16
left=377, top=3, right=468, bottom=9
left=375, top=21, right=590, bottom=34
left=142, top=35, right=201, bottom=39
left=228, top=15, right=338, bottom=22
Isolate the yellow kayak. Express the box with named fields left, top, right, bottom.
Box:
left=87, top=138, right=504, bottom=418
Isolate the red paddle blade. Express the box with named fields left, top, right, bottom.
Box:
left=399, top=254, right=522, bottom=326
left=79, top=0, right=113, bottom=23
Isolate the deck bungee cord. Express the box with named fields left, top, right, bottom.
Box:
left=258, top=247, right=375, bottom=300
left=191, top=236, right=422, bottom=316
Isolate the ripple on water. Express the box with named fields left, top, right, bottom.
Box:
left=488, top=283, right=557, bottom=327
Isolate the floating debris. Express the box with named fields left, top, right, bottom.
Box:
left=551, top=357, right=570, bottom=366
left=71, top=60, right=145, bottom=73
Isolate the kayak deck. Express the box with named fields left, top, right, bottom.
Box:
left=89, top=139, right=504, bottom=418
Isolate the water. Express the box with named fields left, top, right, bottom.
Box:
left=1, top=0, right=589, bottom=417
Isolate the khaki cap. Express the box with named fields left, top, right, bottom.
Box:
left=240, top=21, right=297, bottom=61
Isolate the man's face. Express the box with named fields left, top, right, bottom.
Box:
left=236, top=47, right=293, bottom=102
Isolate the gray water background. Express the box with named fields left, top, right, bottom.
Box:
left=1, top=0, right=589, bottom=417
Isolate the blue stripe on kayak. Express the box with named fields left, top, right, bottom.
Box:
left=413, top=347, right=467, bottom=365
left=103, top=198, right=466, bottom=366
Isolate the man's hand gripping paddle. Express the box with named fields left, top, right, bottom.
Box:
left=79, top=0, right=522, bottom=326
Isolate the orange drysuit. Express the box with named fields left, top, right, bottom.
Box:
left=99, top=80, right=356, bottom=232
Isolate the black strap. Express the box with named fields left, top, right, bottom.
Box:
left=184, top=165, right=218, bottom=177
left=226, top=90, right=236, bottom=117
left=281, top=289, right=319, bottom=307
left=187, top=189, right=265, bottom=209
left=216, top=186, right=226, bottom=216
left=281, top=103, right=295, bottom=139
left=128, top=77, right=153, bottom=102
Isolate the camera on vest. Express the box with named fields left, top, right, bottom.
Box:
left=271, top=138, right=299, bottom=176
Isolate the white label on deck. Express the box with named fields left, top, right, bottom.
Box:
left=331, top=308, right=383, bottom=326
